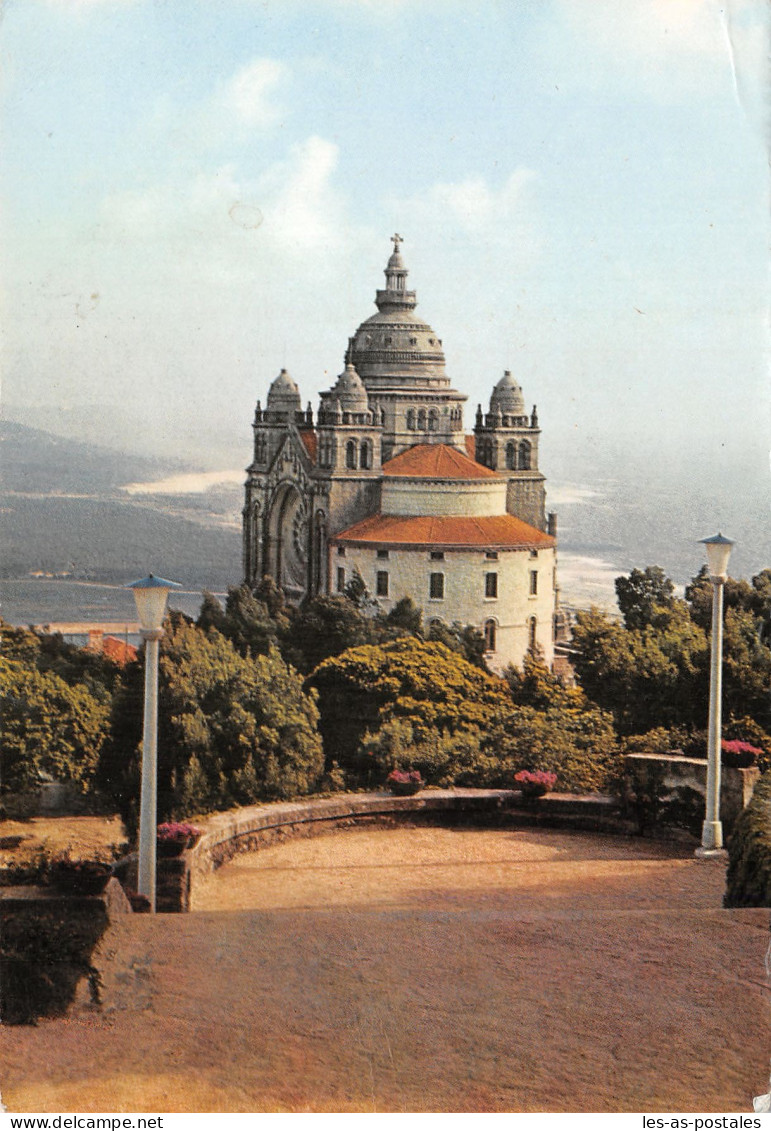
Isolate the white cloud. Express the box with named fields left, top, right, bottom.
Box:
left=220, top=58, right=287, bottom=129
left=545, top=0, right=767, bottom=99
left=414, top=169, right=537, bottom=237
left=264, top=135, right=341, bottom=252
left=100, top=134, right=342, bottom=259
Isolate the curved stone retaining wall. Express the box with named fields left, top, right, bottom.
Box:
left=162, top=788, right=632, bottom=912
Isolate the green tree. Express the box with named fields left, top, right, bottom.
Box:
left=427, top=619, right=488, bottom=669
left=570, top=602, right=709, bottom=733
left=382, top=596, right=423, bottom=637
left=308, top=637, right=514, bottom=776
left=685, top=566, right=756, bottom=631
left=615, top=566, right=675, bottom=630
left=1, top=656, right=110, bottom=793
left=100, top=614, right=323, bottom=830
left=282, top=594, right=376, bottom=674
left=196, top=590, right=227, bottom=635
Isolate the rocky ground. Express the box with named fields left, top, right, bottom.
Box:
left=1, top=826, right=768, bottom=1113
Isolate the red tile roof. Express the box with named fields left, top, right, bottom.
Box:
left=298, top=428, right=317, bottom=461
left=382, top=443, right=498, bottom=480
left=101, top=635, right=138, bottom=665
left=464, top=434, right=476, bottom=459
left=332, top=513, right=555, bottom=550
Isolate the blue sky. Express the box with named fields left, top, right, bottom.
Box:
left=2, top=0, right=768, bottom=494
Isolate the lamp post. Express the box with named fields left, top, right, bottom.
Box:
left=126, top=574, right=182, bottom=910
left=695, top=534, right=734, bottom=859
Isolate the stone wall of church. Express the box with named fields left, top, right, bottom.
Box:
left=381, top=477, right=507, bottom=518
left=506, top=477, right=547, bottom=531
left=326, top=477, right=383, bottom=539
left=331, top=541, right=557, bottom=672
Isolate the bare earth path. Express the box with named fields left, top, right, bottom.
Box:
left=1, top=826, right=769, bottom=1113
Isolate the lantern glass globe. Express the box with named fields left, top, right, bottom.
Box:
left=127, top=574, right=182, bottom=632
left=700, top=534, right=734, bottom=581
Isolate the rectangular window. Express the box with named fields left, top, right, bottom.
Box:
left=485, top=572, right=498, bottom=599
left=337, top=547, right=346, bottom=556
left=337, top=567, right=345, bottom=592
left=530, top=570, right=538, bottom=596
left=377, top=550, right=389, bottom=560
left=485, top=551, right=499, bottom=561
left=376, top=570, right=389, bottom=597
left=430, top=551, right=445, bottom=561
left=429, top=572, right=444, bottom=599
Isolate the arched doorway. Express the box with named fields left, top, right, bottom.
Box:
left=267, top=482, right=309, bottom=604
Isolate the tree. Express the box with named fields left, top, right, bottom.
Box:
left=196, top=591, right=227, bottom=635
left=427, top=619, right=488, bottom=669
left=100, top=614, right=323, bottom=830
left=615, top=566, right=675, bottom=631
left=570, top=602, right=709, bottom=733
left=221, top=584, right=287, bottom=657
left=382, top=596, right=423, bottom=637
left=282, top=594, right=376, bottom=674
left=1, top=656, right=110, bottom=793
left=308, top=637, right=514, bottom=775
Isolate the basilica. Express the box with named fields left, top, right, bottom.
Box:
left=243, top=237, right=558, bottom=671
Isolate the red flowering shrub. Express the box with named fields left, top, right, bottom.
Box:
left=156, top=822, right=203, bottom=842
left=721, top=740, right=762, bottom=769
left=514, top=769, right=557, bottom=796
left=387, top=769, right=423, bottom=785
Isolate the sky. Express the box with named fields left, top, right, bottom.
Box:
left=2, top=1, right=769, bottom=522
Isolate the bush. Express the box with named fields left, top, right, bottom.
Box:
left=725, top=770, right=771, bottom=906
left=308, top=638, right=513, bottom=777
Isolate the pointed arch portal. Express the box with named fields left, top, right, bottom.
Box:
left=267, top=482, right=309, bottom=604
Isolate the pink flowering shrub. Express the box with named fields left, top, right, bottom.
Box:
left=721, top=740, right=762, bottom=768
left=156, top=822, right=203, bottom=842
left=387, top=769, right=423, bottom=785
left=514, top=769, right=557, bottom=796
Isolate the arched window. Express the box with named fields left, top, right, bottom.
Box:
left=528, top=616, right=537, bottom=652
left=360, top=440, right=371, bottom=470
left=346, top=440, right=357, bottom=469
left=506, top=441, right=516, bottom=470
left=519, top=441, right=531, bottom=470
left=407, top=409, right=416, bottom=430
left=479, top=439, right=494, bottom=468
left=417, top=408, right=427, bottom=431
left=428, top=409, right=438, bottom=432
left=484, top=619, right=497, bottom=652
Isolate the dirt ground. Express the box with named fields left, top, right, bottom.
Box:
left=1, top=825, right=769, bottom=1113
left=0, top=815, right=126, bottom=864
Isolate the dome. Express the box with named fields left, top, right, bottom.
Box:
left=490, top=370, right=525, bottom=416
left=347, top=236, right=448, bottom=389
left=266, top=368, right=302, bottom=413
left=330, top=362, right=369, bottom=414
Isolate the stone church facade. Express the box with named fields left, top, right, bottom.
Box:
left=243, top=237, right=558, bottom=671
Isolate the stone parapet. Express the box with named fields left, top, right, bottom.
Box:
left=623, top=753, right=760, bottom=837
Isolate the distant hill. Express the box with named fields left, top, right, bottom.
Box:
left=0, top=419, right=184, bottom=495
left=0, top=421, right=241, bottom=589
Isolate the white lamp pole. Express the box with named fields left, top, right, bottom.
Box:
left=696, top=534, right=734, bottom=858
left=127, top=574, right=182, bottom=910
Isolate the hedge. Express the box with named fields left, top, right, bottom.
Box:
left=724, top=769, right=771, bottom=907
